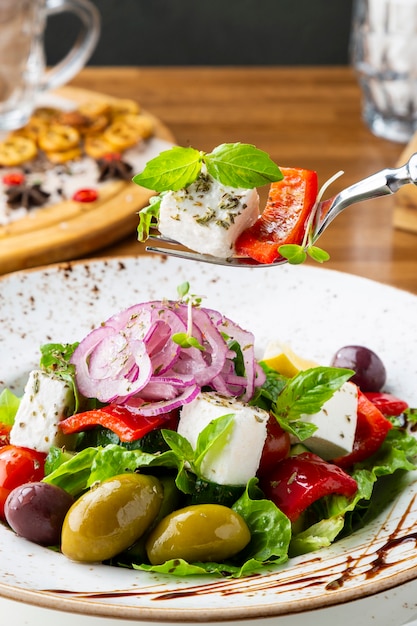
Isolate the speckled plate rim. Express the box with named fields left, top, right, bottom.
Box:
left=1, top=255, right=417, bottom=623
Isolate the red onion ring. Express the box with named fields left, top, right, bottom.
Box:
left=71, top=299, right=262, bottom=412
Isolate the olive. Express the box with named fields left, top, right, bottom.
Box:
left=61, top=473, right=163, bottom=562
left=119, top=474, right=183, bottom=565
left=330, top=345, right=386, bottom=392
left=145, top=503, right=251, bottom=565
left=4, top=481, right=74, bottom=546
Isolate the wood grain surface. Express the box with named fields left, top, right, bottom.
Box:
left=0, top=85, right=175, bottom=275
left=5, top=67, right=417, bottom=295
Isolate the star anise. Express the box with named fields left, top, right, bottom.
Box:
left=5, top=182, right=50, bottom=210
left=96, top=155, right=133, bottom=182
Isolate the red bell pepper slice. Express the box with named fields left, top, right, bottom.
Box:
left=235, top=168, right=319, bottom=264
left=259, top=451, right=357, bottom=522
left=363, top=392, right=408, bottom=417
left=332, top=391, right=393, bottom=468
left=60, top=405, right=179, bottom=442
left=257, top=415, right=291, bottom=478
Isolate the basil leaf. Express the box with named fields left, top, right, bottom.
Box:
left=204, top=143, right=282, bottom=188
left=274, top=366, right=354, bottom=422
left=132, top=146, right=202, bottom=191
left=193, top=414, right=235, bottom=475
left=161, top=429, right=195, bottom=462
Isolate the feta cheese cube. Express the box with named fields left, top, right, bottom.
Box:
left=298, top=382, right=358, bottom=459
left=10, top=370, right=76, bottom=453
left=177, top=391, right=269, bottom=485
left=158, top=171, right=259, bottom=258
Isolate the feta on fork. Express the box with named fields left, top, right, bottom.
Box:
left=10, top=370, right=76, bottom=453
left=158, top=170, right=260, bottom=258
left=177, top=391, right=269, bottom=485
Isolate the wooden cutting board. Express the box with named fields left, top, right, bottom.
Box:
left=0, top=86, right=175, bottom=275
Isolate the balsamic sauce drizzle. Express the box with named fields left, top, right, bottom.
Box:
left=43, top=494, right=417, bottom=605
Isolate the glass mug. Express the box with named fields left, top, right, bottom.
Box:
left=350, top=0, right=417, bottom=143
left=0, top=0, right=100, bottom=131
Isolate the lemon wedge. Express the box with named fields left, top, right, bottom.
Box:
left=262, top=341, right=318, bottom=377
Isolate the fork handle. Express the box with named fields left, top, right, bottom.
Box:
left=314, top=153, right=417, bottom=239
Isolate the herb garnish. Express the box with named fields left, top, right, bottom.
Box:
left=133, top=143, right=282, bottom=193
left=172, top=282, right=205, bottom=350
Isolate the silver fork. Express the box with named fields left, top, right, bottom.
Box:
left=146, top=153, right=417, bottom=268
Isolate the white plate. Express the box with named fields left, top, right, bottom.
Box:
left=1, top=256, right=417, bottom=626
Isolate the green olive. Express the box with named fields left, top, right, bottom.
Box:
left=61, top=473, right=163, bottom=562
left=145, top=503, right=251, bottom=565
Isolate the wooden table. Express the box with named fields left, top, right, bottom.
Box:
left=68, top=68, right=417, bottom=294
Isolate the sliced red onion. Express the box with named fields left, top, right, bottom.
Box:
left=128, top=384, right=200, bottom=416
left=72, top=299, right=261, bottom=409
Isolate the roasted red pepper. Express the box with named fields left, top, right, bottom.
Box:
left=60, top=404, right=179, bottom=442
left=333, top=391, right=393, bottom=468
left=364, top=392, right=408, bottom=417
left=235, top=168, right=319, bottom=264
left=257, top=415, right=291, bottom=478
left=259, top=451, right=358, bottom=522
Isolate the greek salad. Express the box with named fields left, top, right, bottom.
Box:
left=0, top=283, right=416, bottom=578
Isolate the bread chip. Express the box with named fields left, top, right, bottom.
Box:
left=0, top=136, right=38, bottom=166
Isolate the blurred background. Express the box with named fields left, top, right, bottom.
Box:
left=45, top=0, right=354, bottom=66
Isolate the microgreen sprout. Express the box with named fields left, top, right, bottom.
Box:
left=278, top=170, right=344, bottom=265
left=172, top=282, right=205, bottom=350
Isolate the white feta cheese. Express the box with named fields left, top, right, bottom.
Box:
left=297, top=382, right=358, bottom=459
left=10, top=370, right=76, bottom=453
left=177, top=391, right=269, bottom=485
left=158, top=170, right=259, bottom=258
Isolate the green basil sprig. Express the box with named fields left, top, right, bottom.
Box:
left=133, top=143, right=282, bottom=192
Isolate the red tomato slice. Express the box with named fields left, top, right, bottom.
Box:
left=72, top=188, right=99, bottom=203
left=235, top=168, right=318, bottom=264
left=0, top=445, right=46, bottom=518
left=2, top=172, right=25, bottom=186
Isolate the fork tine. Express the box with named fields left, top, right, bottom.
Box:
left=145, top=245, right=286, bottom=267
left=148, top=233, right=180, bottom=245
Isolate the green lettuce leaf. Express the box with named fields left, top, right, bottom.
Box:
left=0, top=388, right=20, bottom=425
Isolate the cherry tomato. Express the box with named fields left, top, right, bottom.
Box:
left=0, top=445, right=46, bottom=519
left=2, top=172, right=25, bottom=186
left=257, top=416, right=291, bottom=477
left=364, top=392, right=408, bottom=417
left=72, top=188, right=99, bottom=203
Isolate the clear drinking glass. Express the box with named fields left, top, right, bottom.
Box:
left=0, top=0, right=100, bottom=131
left=350, top=0, right=417, bottom=143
